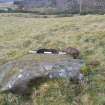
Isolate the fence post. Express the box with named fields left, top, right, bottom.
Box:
left=79, top=0, right=82, bottom=14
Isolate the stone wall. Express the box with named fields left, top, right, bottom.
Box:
left=81, top=0, right=105, bottom=14
left=14, top=0, right=105, bottom=14
left=56, top=0, right=80, bottom=13
left=14, top=0, right=80, bottom=13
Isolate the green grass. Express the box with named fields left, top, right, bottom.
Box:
left=0, top=13, right=105, bottom=105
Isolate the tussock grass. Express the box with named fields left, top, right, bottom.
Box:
left=0, top=13, right=105, bottom=105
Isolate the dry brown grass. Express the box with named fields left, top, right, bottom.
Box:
left=0, top=13, right=105, bottom=105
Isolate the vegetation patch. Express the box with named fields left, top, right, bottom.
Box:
left=0, top=14, right=105, bottom=105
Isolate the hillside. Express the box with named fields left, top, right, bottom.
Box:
left=0, top=13, right=105, bottom=105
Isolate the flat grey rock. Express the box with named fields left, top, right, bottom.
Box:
left=0, top=54, right=85, bottom=95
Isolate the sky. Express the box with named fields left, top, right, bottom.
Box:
left=0, top=0, right=14, bottom=3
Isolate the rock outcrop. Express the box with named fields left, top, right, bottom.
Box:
left=0, top=54, right=85, bottom=95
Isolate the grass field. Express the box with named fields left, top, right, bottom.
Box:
left=0, top=13, right=105, bottom=105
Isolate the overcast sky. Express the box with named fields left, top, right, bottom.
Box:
left=0, top=0, right=14, bottom=3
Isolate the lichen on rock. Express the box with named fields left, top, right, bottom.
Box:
left=0, top=54, right=85, bottom=95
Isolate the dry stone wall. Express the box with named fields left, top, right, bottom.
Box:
left=81, top=0, right=105, bottom=14
left=14, top=0, right=105, bottom=14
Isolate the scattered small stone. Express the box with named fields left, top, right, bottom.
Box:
left=63, top=47, right=80, bottom=59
